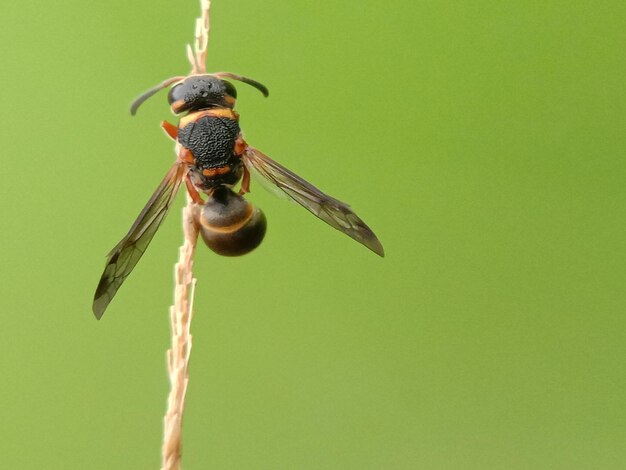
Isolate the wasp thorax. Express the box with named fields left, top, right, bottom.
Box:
left=198, top=187, right=266, bottom=256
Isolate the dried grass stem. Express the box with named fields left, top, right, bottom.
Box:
left=161, top=1, right=212, bottom=468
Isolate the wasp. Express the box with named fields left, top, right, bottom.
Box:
left=93, top=72, right=384, bottom=318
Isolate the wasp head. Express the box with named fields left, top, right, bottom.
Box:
left=167, top=75, right=237, bottom=114
left=130, top=72, right=268, bottom=116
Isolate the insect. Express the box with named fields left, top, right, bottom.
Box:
left=93, top=72, right=384, bottom=318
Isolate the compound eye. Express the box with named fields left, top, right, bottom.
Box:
left=222, top=80, right=237, bottom=99
left=167, top=84, right=184, bottom=105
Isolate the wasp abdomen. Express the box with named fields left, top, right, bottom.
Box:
left=198, top=187, right=266, bottom=256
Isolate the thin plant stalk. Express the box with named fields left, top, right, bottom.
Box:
left=161, top=1, right=211, bottom=469
left=161, top=194, right=198, bottom=470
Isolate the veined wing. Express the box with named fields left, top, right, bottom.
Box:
left=242, top=147, right=384, bottom=257
left=92, top=163, right=186, bottom=319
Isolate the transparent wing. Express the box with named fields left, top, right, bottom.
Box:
left=242, top=147, right=384, bottom=257
left=92, top=163, right=186, bottom=319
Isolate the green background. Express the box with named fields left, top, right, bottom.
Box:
left=1, top=0, right=624, bottom=468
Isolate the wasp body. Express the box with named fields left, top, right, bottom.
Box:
left=93, top=72, right=383, bottom=318
left=178, top=110, right=243, bottom=189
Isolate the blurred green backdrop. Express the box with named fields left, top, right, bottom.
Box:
left=1, top=0, right=624, bottom=468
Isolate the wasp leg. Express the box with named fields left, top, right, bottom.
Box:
left=239, top=164, right=251, bottom=195
left=185, top=174, right=204, bottom=204
left=161, top=121, right=178, bottom=140
left=176, top=146, right=203, bottom=204
left=234, top=135, right=247, bottom=156
left=177, top=146, right=195, bottom=165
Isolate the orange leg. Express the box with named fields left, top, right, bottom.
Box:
left=177, top=146, right=195, bottom=165
left=185, top=174, right=204, bottom=204
left=239, top=165, right=251, bottom=195
left=161, top=121, right=178, bottom=140
left=234, top=136, right=247, bottom=155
